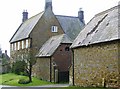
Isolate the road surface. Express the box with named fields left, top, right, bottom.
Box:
left=0, top=84, right=69, bottom=89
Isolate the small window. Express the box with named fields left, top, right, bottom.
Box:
left=26, top=39, right=29, bottom=48
left=22, top=41, right=24, bottom=49
left=14, top=43, right=16, bottom=50
left=65, top=47, right=70, bottom=51
left=11, top=44, right=14, bottom=51
left=51, top=26, right=58, bottom=32
left=18, top=42, right=20, bottom=50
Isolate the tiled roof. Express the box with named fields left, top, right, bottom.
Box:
left=36, top=34, right=72, bottom=57
left=71, top=6, right=119, bottom=48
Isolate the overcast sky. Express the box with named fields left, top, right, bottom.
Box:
left=0, top=0, right=119, bottom=55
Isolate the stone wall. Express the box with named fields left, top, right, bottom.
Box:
left=33, top=58, right=51, bottom=82
left=71, top=40, right=119, bottom=87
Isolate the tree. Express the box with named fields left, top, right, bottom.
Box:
left=24, top=48, right=36, bottom=83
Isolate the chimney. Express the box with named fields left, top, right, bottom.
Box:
left=78, top=8, right=85, bottom=24
left=45, top=0, right=52, bottom=10
left=5, top=50, right=7, bottom=55
left=22, top=10, right=28, bottom=23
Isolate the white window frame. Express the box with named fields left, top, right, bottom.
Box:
left=26, top=39, right=29, bottom=48
left=22, top=41, right=24, bottom=49
left=51, top=26, right=58, bottom=32
left=11, top=44, right=14, bottom=51
left=14, top=43, right=16, bottom=50
left=18, top=42, right=20, bottom=50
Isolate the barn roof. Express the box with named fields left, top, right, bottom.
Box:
left=71, top=6, right=120, bottom=48
left=10, top=10, right=84, bottom=43
left=36, top=34, right=72, bottom=57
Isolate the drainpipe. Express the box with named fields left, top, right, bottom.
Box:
left=50, top=57, right=52, bottom=82
left=72, top=49, right=75, bottom=86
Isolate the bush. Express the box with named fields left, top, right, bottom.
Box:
left=18, top=79, right=30, bottom=84
left=11, top=60, right=27, bottom=75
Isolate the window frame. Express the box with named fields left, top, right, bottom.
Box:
left=51, top=26, right=58, bottom=32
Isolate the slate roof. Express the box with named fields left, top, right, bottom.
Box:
left=10, top=11, right=84, bottom=43
left=56, top=15, right=85, bottom=41
left=36, top=34, right=72, bottom=57
left=71, top=6, right=119, bottom=48
left=10, top=12, right=44, bottom=43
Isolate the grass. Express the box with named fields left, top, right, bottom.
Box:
left=0, top=73, right=117, bottom=89
left=0, top=73, right=53, bottom=86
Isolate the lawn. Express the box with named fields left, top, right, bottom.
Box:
left=0, top=73, right=52, bottom=86
left=0, top=73, right=117, bottom=89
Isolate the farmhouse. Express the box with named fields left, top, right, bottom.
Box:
left=0, top=48, right=10, bottom=74
left=9, top=0, right=85, bottom=82
left=70, top=6, right=120, bottom=87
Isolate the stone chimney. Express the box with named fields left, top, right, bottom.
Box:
left=22, top=10, right=28, bottom=23
left=5, top=50, right=7, bottom=55
left=78, top=8, right=85, bottom=24
left=45, top=0, right=52, bottom=10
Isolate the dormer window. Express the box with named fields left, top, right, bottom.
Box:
left=51, top=26, right=58, bottom=32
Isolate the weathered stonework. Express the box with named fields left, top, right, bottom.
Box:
left=34, top=44, right=72, bottom=82
left=33, top=58, right=51, bottom=81
left=70, top=40, right=119, bottom=87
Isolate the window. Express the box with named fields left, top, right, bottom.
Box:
left=51, top=26, right=58, bottom=32
left=11, top=44, right=14, bottom=51
left=22, top=41, right=24, bottom=49
left=14, top=43, right=16, bottom=50
left=18, top=42, right=20, bottom=50
left=26, top=39, right=29, bottom=48
left=65, top=47, right=70, bottom=51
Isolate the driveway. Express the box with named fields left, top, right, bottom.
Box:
left=0, top=84, right=69, bottom=89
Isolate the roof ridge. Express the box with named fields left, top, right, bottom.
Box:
left=24, top=11, right=44, bottom=23
left=95, top=6, right=118, bottom=17
left=56, top=15, right=78, bottom=18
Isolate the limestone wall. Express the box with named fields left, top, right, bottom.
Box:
left=33, top=58, right=51, bottom=82
left=71, top=40, right=119, bottom=87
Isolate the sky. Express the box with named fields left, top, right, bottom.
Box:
left=0, top=0, right=119, bottom=56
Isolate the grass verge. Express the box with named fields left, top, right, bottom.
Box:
left=0, top=73, right=53, bottom=86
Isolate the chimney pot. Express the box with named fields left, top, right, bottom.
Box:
left=78, top=8, right=85, bottom=24
left=5, top=50, right=7, bottom=54
left=22, top=10, right=28, bottom=23
left=45, top=0, right=52, bottom=10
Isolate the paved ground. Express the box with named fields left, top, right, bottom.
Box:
left=0, top=84, right=69, bottom=89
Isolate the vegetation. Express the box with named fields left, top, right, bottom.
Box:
left=11, top=49, right=36, bottom=83
left=0, top=73, right=52, bottom=86
left=11, top=60, right=27, bottom=75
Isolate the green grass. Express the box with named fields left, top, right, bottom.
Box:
left=0, top=73, right=53, bottom=86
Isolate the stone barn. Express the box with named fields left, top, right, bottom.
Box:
left=70, top=6, right=120, bottom=88
left=35, top=34, right=72, bottom=83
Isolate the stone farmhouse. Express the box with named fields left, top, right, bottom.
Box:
left=9, top=0, right=85, bottom=82
left=0, top=48, right=10, bottom=74
left=70, top=6, right=120, bottom=87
